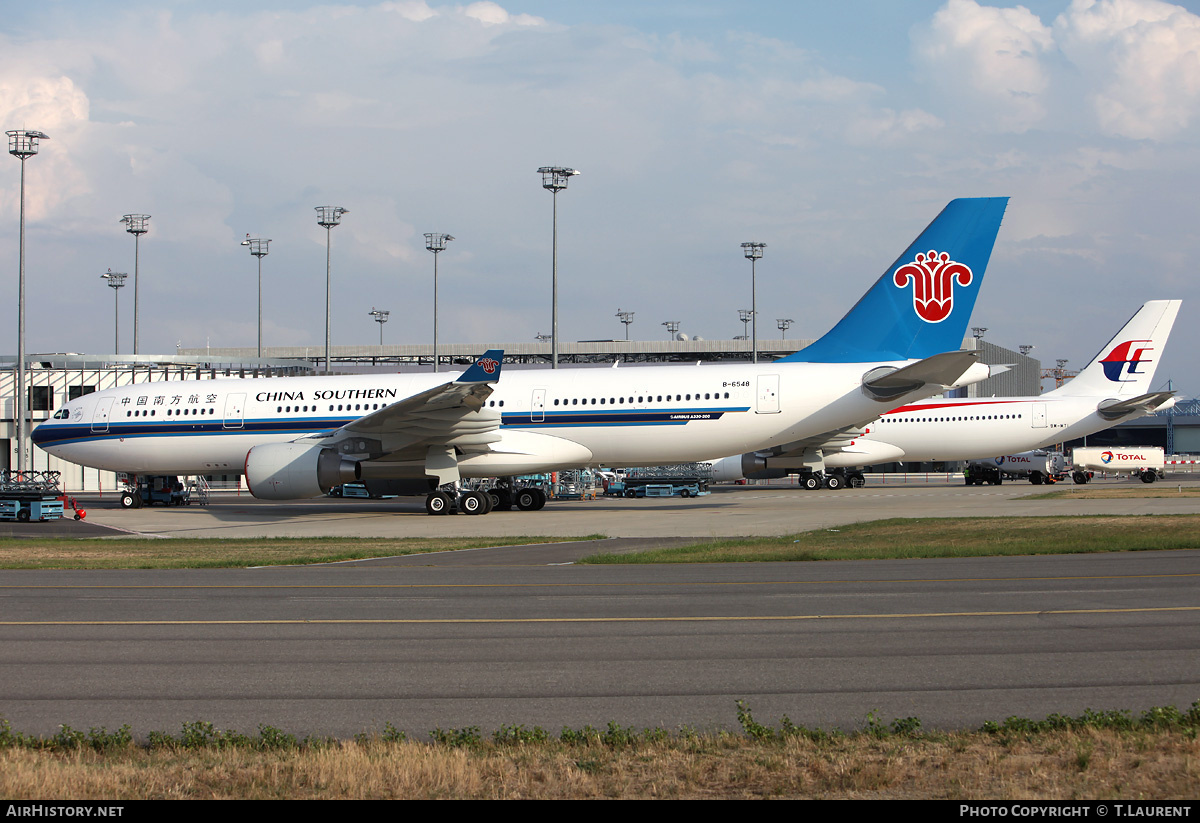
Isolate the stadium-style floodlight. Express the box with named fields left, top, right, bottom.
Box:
left=535, top=333, right=552, bottom=342
left=538, top=166, right=580, bottom=369
left=972, top=326, right=988, bottom=340
left=120, top=214, right=150, bottom=355
left=738, top=308, right=754, bottom=342
left=100, top=269, right=127, bottom=354
left=1020, top=344, right=1034, bottom=356
left=424, top=232, right=455, bottom=373
left=777, top=318, right=793, bottom=340
left=241, top=236, right=271, bottom=357
left=616, top=309, right=635, bottom=341
left=662, top=320, right=680, bottom=340
left=8, top=129, right=48, bottom=474
left=741, top=242, right=766, bottom=363
left=315, top=206, right=349, bottom=374
left=369, top=307, right=390, bottom=346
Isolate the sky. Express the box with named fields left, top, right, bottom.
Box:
left=2, top=0, right=1199, bottom=395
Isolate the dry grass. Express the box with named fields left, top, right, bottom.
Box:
left=0, top=536, right=602, bottom=570
left=1, top=730, right=1197, bottom=799
left=1023, top=486, right=1200, bottom=500
left=582, top=515, right=1200, bottom=563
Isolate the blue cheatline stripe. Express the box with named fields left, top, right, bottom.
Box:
left=34, top=406, right=750, bottom=448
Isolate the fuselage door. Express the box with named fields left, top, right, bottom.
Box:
left=223, top=393, right=246, bottom=430
left=756, top=374, right=781, bottom=414
left=532, top=388, right=546, bottom=423
left=90, top=397, right=115, bottom=433
left=1031, top=403, right=1047, bottom=428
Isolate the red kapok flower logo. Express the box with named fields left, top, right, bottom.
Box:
left=893, top=250, right=973, bottom=324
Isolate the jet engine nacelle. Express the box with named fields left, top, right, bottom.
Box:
left=244, top=443, right=360, bottom=500
left=708, top=454, right=791, bottom=482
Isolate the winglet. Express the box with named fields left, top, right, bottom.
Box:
left=456, top=350, right=504, bottom=384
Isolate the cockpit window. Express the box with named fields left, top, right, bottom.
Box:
left=52, top=409, right=69, bottom=420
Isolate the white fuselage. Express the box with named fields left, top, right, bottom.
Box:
left=824, top=393, right=1137, bottom=467
left=34, top=360, right=944, bottom=477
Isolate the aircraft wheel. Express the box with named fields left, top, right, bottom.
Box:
left=516, top=489, right=539, bottom=511
left=458, top=491, right=487, bottom=515
left=120, top=492, right=137, bottom=509
left=825, top=474, right=843, bottom=490
left=425, top=491, right=452, bottom=516
left=802, top=475, right=821, bottom=491
left=532, top=488, right=547, bottom=510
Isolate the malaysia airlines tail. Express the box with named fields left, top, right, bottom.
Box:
left=1052, top=300, right=1181, bottom=399
left=780, top=197, right=1009, bottom=364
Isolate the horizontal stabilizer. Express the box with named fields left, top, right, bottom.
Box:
left=1096, top=391, right=1176, bottom=421
left=861, top=351, right=979, bottom=402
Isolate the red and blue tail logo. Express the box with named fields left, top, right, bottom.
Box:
left=1100, top=340, right=1153, bottom=383
left=893, top=251, right=973, bottom=324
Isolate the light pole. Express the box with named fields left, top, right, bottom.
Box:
left=100, top=269, right=127, bottom=353
left=538, top=166, right=580, bottom=369
left=741, top=242, right=765, bottom=364
left=616, top=309, right=634, bottom=341
left=315, top=206, right=348, bottom=374
left=972, top=326, right=988, bottom=341
left=424, top=232, right=455, bottom=373
left=738, top=309, right=753, bottom=342
left=120, top=214, right=150, bottom=354
left=241, top=236, right=271, bottom=357
left=369, top=307, right=389, bottom=345
left=1020, top=345, right=1034, bottom=356
left=8, top=129, right=48, bottom=475
left=777, top=318, right=793, bottom=340
left=662, top=320, right=680, bottom=340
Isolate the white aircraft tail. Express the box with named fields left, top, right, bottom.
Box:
left=1053, top=300, right=1181, bottom=397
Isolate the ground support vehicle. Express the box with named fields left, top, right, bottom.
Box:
left=1071, top=447, right=1165, bottom=484
left=608, top=464, right=713, bottom=498
left=118, top=475, right=191, bottom=508
left=0, top=470, right=79, bottom=522
left=966, top=451, right=1067, bottom=485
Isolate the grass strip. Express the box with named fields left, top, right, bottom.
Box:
left=0, top=535, right=605, bottom=570
left=1, top=702, right=1198, bottom=799
left=579, top=515, right=1200, bottom=563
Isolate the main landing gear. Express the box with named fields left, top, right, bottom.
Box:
left=423, top=482, right=547, bottom=516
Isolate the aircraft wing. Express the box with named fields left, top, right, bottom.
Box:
left=1096, top=391, right=1176, bottom=421
left=861, top=351, right=980, bottom=401
left=303, top=350, right=505, bottom=462
left=753, top=425, right=871, bottom=462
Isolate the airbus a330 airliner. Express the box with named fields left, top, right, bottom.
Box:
left=709, top=300, right=1181, bottom=488
left=34, top=197, right=1009, bottom=515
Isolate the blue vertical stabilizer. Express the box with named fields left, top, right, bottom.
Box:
left=781, top=197, right=1008, bottom=363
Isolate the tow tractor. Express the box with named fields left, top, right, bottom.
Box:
left=118, top=475, right=191, bottom=508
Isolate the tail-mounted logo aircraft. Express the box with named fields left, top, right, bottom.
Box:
left=709, top=299, right=1180, bottom=488
left=35, top=197, right=1009, bottom=515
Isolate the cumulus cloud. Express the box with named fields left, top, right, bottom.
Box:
left=912, top=0, right=1055, bottom=132
left=1055, top=0, right=1200, bottom=140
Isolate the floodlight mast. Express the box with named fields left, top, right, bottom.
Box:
left=741, top=242, right=765, bottom=363
left=777, top=318, right=793, bottom=340
left=369, top=307, right=390, bottom=346
left=425, top=233, right=455, bottom=373
left=972, top=327, right=988, bottom=341
left=538, top=166, right=579, bottom=368
left=662, top=320, right=680, bottom=340
left=120, top=214, right=150, bottom=355
left=241, top=236, right=271, bottom=357
left=100, top=269, right=127, bottom=353
left=8, top=129, right=48, bottom=474
left=315, top=206, right=348, bottom=374
left=616, top=309, right=634, bottom=340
